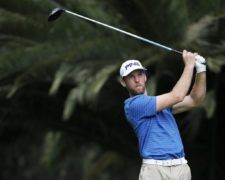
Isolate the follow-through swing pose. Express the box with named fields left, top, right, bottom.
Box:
left=120, top=50, right=206, bottom=180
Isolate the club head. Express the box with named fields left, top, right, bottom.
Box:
left=48, top=8, right=65, bottom=22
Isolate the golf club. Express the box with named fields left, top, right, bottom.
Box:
left=48, top=8, right=182, bottom=55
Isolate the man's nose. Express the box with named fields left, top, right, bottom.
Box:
left=134, top=76, right=140, bottom=82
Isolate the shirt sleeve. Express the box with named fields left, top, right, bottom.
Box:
left=125, top=95, right=157, bottom=123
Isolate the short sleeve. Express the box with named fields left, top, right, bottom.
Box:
left=124, top=95, right=156, bottom=124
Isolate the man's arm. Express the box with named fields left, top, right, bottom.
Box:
left=172, top=55, right=207, bottom=114
left=156, top=50, right=196, bottom=112
left=172, top=71, right=206, bottom=114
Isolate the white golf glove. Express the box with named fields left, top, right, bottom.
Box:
left=195, top=55, right=206, bottom=73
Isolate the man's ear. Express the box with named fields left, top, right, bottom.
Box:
left=120, top=79, right=126, bottom=87
left=144, top=74, right=147, bottom=82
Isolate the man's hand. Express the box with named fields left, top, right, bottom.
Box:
left=195, top=55, right=206, bottom=73
left=182, top=50, right=196, bottom=68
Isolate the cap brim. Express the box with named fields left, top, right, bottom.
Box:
left=122, top=67, right=147, bottom=77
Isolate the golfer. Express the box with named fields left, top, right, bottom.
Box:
left=119, top=50, right=206, bottom=180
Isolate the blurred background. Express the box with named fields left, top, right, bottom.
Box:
left=0, top=0, right=225, bottom=179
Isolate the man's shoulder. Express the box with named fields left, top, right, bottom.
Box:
left=125, top=95, right=156, bottom=107
left=125, top=94, right=144, bottom=103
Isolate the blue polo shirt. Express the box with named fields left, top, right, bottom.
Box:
left=124, top=94, right=185, bottom=160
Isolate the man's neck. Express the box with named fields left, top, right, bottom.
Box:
left=129, top=89, right=147, bottom=97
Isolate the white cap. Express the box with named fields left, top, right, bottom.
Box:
left=120, top=59, right=146, bottom=77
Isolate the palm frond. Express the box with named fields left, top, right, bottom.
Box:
left=49, top=64, right=73, bottom=95
left=207, top=55, right=225, bottom=73
left=62, top=64, right=118, bottom=121
left=63, top=87, right=83, bottom=121
left=85, top=64, right=118, bottom=100
left=203, top=90, right=216, bottom=119
left=41, top=131, right=63, bottom=169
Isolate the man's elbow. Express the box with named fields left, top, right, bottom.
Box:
left=171, top=91, right=186, bottom=103
left=192, top=95, right=206, bottom=107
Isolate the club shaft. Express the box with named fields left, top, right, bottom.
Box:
left=65, top=10, right=182, bottom=55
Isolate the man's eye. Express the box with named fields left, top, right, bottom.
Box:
left=129, top=75, right=134, bottom=79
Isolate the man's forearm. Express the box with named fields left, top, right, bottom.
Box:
left=171, top=65, right=194, bottom=100
left=190, top=72, right=206, bottom=104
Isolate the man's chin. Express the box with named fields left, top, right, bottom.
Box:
left=130, top=90, right=145, bottom=96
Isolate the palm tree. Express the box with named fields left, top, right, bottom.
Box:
left=0, top=0, right=225, bottom=179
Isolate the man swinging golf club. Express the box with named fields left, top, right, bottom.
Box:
left=48, top=8, right=206, bottom=179
left=120, top=50, right=206, bottom=180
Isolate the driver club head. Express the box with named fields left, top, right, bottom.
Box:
left=48, top=8, right=65, bottom=22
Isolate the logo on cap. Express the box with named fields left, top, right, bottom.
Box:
left=125, top=62, right=141, bottom=70
left=120, top=60, right=146, bottom=77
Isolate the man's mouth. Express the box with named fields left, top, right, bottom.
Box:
left=136, top=84, right=143, bottom=88
left=135, top=85, right=143, bottom=90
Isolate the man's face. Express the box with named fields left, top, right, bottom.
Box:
left=121, top=70, right=147, bottom=96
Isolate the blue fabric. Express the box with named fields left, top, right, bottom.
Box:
left=124, top=94, right=185, bottom=160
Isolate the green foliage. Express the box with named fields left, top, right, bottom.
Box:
left=1, top=0, right=223, bottom=120
left=1, top=0, right=225, bottom=179
left=203, top=90, right=216, bottom=119
left=41, top=131, right=63, bottom=169
left=0, top=0, right=141, bottom=119
left=83, top=151, right=122, bottom=180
